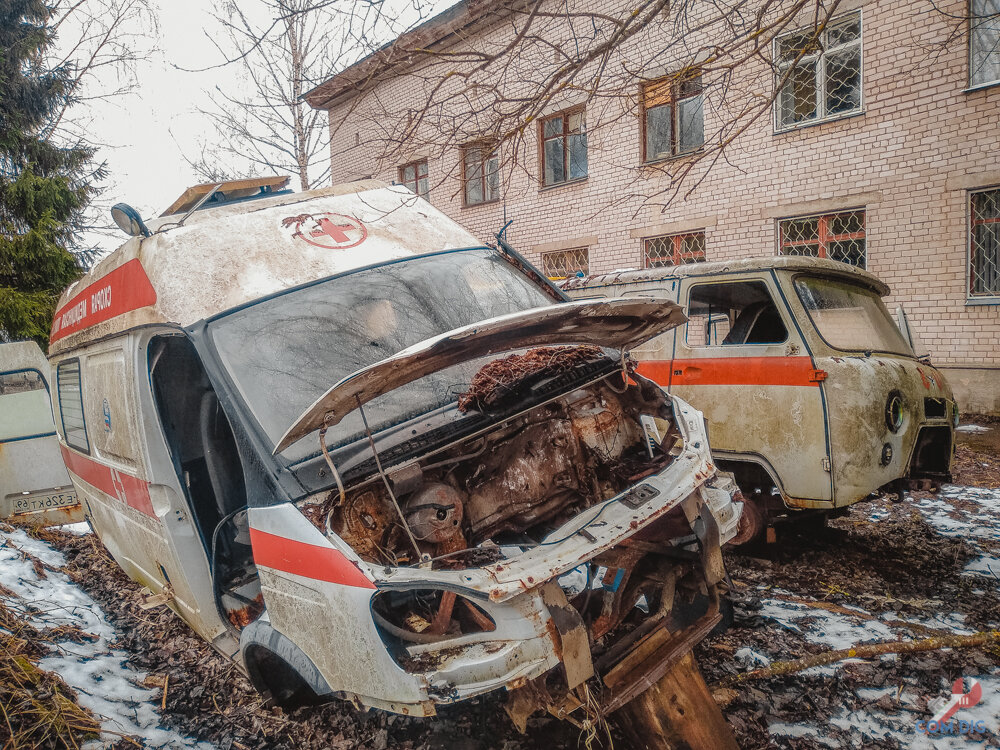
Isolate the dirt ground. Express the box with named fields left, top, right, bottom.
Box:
left=15, top=427, right=1000, bottom=750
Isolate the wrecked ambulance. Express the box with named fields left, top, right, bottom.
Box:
left=0, top=340, right=82, bottom=525
left=47, top=178, right=743, bottom=739
left=562, top=258, right=956, bottom=539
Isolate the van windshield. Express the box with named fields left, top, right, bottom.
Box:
left=207, top=248, right=554, bottom=462
left=794, top=276, right=913, bottom=356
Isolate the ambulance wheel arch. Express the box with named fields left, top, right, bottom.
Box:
left=240, top=618, right=332, bottom=709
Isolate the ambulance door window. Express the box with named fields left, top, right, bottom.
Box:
left=0, top=370, right=55, bottom=442
left=684, top=281, right=787, bottom=347
left=56, top=360, right=89, bottom=453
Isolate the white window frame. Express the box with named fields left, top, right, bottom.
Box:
left=969, top=0, right=1000, bottom=90
left=773, top=9, right=865, bottom=132
left=967, top=185, right=1000, bottom=305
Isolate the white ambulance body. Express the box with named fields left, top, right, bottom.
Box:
left=47, top=178, right=742, bottom=737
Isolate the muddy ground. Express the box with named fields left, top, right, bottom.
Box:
left=14, top=431, right=1000, bottom=749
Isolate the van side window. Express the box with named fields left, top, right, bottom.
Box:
left=685, top=281, right=788, bottom=347
left=56, top=360, right=90, bottom=453
left=0, top=370, right=55, bottom=442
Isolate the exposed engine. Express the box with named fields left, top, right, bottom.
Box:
left=305, top=376, right=681, bottom=567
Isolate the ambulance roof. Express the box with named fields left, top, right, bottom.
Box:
left=49, top=181, right=483, bottom=355
left=558, top=256, right=890, bottom=296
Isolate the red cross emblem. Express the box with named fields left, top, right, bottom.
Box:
left=282, top=212, right=368, bottom=250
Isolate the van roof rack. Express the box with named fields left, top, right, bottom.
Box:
left=161, top=176, right=291, bottom=217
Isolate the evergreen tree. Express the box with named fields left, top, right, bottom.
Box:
left=0, top=0, right=102, bottom=345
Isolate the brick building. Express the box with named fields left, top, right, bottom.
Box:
left=306, top=0, right=1000, bottom=414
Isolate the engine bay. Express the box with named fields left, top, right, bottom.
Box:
left=300, top=370, right=683, bottom=568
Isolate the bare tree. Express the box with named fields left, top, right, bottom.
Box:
left=307, top=0, right=856, bottom=214
left=42, top=0, right=158, bottom=261
left=296, top=0, right=993, bottom=219
left=191, top=0, right=353, bottom=191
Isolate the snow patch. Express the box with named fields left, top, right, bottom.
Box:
left=0, top=527, right=210, bottom=748
left=956, top=424, right=991, bottom=433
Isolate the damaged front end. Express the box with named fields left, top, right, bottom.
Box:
left=242, top=295, right=741, bottom=742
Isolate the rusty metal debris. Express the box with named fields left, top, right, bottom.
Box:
left=457, top=345, right=605, bottom=412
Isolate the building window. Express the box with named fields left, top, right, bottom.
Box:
left=642, top=75, right=704, bottom=161
left=971, top=187, right=1000, bottom=297
left=779, top=210, right=866, bottom=267
left=970, top=0, right=1000, bottom=87
left=462, top=144, right=499, bottom=206
left=56, top=359, right=89, bottom=453
left=398, top=160, right=429, bottom=200
left=542, top=247, right=589, bottom=279
left=541, top=109, right=587, bottom=186
left=644, top=232, right=706, bottom=267
left=775, top=11, right=862, bottom=130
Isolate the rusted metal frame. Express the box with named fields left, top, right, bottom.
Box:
left=596, top=586, right=721, bottom=716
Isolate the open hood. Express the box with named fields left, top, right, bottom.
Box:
left=274, top=296, right=685, bottom=453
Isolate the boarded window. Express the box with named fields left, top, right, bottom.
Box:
left=779, top=210, right=866, bottom=268
left=775, top=11, right=862, bottom=129
left=398, top=160, right=429, bottom=200
left=971, top=187, right=1000, bottom=297
left=541, top=109, right=588, bottom=186
left=685, top=281, right=787, bottom=347
left=542, top=247, right=589, bottom=279
left=645, top=232, right=707, bottom=267
left=57, top=360, right=89, bottom=453
left=463, top=144, right=499, bottom=205
left=0, top=370, right=54, bottom=442
left=642, top=75, right=704, bottom=161
left=971, top=0, right=1000, bottom=87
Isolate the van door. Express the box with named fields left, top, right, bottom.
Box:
left=55, top=335, right=232, bottom=648
left=656, top=274, right=833, bottom=506
left=0, top=344, right=81, bottom=525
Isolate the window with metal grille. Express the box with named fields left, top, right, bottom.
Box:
left=971, top=0, right=1000, bottom=87
left=779, top=210, right=866, bottom=267
left=542, top=248, right=589, bottom=279
left=644, top=232, right=707, bottom=267
left=462, top=144, right=499, bottom=206
left=399, top=160, right=429, bottom=200
left=541, top=108, right=587, bottom=186
left=971, top=188, right=1000, bottom=297
left=775, top=11, right=862, bottom=130
left=642, top=75, right=704, bottom=161
left=56, top=359, right=89, bottom=453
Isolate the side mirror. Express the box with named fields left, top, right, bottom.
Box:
left=111, top=203, right=151, bottom=238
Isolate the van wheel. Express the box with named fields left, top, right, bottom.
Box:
left=245, top=647, right=322, bottom=710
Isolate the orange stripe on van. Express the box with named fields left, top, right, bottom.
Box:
left=59, top=445, right=155, bottom=517
left=50, top=259, right=157, bottom=343
left=249, top=528, right=376, bottom=589
left=637, top=357, right=824, bottom=387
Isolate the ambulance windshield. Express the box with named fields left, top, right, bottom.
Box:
left=794, top=276, right=913, bottom=356
left=207, top=248, right=553, bottom=462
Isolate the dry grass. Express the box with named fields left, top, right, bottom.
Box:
left=0, top=601, right=100, bottom=749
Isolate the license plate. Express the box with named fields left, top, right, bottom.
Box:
left=12, top=491, right=80, bottom=516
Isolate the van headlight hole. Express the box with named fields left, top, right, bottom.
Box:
left=885, top=392, right=904, bottom=433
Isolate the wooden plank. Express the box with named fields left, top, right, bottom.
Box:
left=161, top=176, right=290, bottom=216
left=614, top=651, right=739, bottom=750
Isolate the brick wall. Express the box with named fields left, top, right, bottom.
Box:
left=322, top=0, right=1000, bottom=412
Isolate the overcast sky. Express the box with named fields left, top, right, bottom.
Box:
left=87, top=1, right=226, bottom=232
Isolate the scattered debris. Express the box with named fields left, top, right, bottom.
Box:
left=457, top=345, right=607, bottom=412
